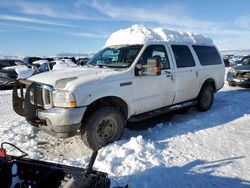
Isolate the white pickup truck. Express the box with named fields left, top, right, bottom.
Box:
left=13, top=25, right=225, bottom=150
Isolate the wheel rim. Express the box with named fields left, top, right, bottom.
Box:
left=202, top=89, right=212, bottom=108
left=96, top=117, right=117, bottom=144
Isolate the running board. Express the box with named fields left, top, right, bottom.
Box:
left=128, top=100, right=197, bottom=122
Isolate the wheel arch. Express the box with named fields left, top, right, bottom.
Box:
left=200, top=78, right=216, bottom=93
left=82, top=96, right=129, bottom=122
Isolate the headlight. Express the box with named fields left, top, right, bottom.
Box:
left=52, top=90, right=77, bottom=108
left=229, top=69, right=236, bottom=74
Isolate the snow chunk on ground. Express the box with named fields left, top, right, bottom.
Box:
left=95, top=136, right=163, bottom=177
left=104, top=24, right=213, bottom=47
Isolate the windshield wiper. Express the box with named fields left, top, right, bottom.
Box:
left=87, top=63, right=111, bottom=69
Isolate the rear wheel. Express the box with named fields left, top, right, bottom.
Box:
left=196, top=84, right=214, bottom=112
left=81, top=106, right=125, bottom=150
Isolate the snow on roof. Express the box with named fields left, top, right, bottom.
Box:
left=52, top=59, right=77, bottom=70
left=32, top=59, right=50, bottom=65
left=104, top=24, right=213, bottom=47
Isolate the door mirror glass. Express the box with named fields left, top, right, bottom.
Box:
left=136, top=57, right=161, bottom=76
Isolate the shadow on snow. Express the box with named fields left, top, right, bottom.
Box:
left=115, top=156, right=250, bottom=188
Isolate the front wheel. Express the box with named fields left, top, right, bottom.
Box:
left=228, top=81, right=235, bottom=87
left=196, top=84, right=214, bottom=112
left=81, top=107, right=125, bottom=150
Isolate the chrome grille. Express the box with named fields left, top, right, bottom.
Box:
left=29, top=84, right=53, bottom=109
left=236, top=72, right=250, bottom=79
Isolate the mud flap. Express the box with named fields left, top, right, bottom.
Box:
left=12, top=80, right=26, bottom=117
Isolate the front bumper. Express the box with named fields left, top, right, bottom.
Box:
left=227, top=72, right=250, bottom=87
left=13, top=80, right=86, bottom=138
left=37, top=107, right=86, bottom=138
left=0, top=77, right=15, bottom=88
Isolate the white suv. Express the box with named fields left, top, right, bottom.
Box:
left=13, top=25, right=225, bottom=150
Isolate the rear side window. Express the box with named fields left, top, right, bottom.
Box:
left=171, top=45, right=195, bottom=68
left=193, top=45, right=222, bottom=66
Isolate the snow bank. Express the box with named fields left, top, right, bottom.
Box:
left=104, top=24, right=213, bottom=47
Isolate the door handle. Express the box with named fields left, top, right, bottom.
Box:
left=196, top=71, right=199, bottom=77
left=164, top=71, right=171, bottom=74
left=164, top=71, right=174, bottom=80
left=170, top=74, right=174, bottom=80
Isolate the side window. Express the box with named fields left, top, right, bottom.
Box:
left=8, top=61, right=16, bottom=66
left=171, top=45, right=195, bottom=68
left=15, top=60, right=23, bottom=66
left=192, top=45, right=222, bottom=66
left=139, top=45, right=170, bottom=69
left=39, top=63, right=49, bottom=72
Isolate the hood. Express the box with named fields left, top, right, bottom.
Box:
left=233, top=64, right=250, bottom=72
left=27, top=66, right=121, bottom=89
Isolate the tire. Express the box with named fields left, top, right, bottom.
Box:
left=228, top=81, right=235, bottom=87
left=196, top=84, right=214, bottom=112
left=81, top=106, right=125, bottom=150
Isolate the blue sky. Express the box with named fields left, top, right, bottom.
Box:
left=0, top=0, right=249, bottom=56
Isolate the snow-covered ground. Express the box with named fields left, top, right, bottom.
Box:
left=0, top=69, right=250, bottom=187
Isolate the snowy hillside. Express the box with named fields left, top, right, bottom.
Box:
left=0, top=69, right=249, bottom=187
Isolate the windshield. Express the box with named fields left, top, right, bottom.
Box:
left=88, top=45, right=143, bottom=68
left=240, top=56, right=250, bottom=65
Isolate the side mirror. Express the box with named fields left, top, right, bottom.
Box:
left=136, top=57, right=161, bottom=76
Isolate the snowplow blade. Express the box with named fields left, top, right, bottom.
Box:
left=0, top=155, right=110, bottom=188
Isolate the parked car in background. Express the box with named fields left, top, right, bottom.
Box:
left=32, top=59, right=77, bottom=73
left=32, top=60, right=55, bottom=74
left=58, top=57, right=77, bottom=64
left=23, top=56, right=44, bottom=66
left=77, top=57, right=90, bottom=66
left=52, top=59, right=77, bottom=70
left=227, top=55, right=250, bottom=87
left=223, top=56, right=231, bottom=67
left=45, top=57, right=55, bottom=62
left=0, top=59, right=32, bottom=88
left=228, top=56, right=245, bottom=65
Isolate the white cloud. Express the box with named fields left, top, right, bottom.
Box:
left=17, top=2, right=58, bottom=18
left=84, top=0, right=250, bottom=50
left=0, top=1, right=105, bottom=21
left=86, top=0, right=222, bottom=31
left=65, top=31, right=108, bottom=38
left=1, top=0, right=249, bottom=50
left=0, top=21, right=107, bottom=39
left=0, top=14, right=74, bottom=27
left=235, top=15, right=250, bottom=29
left=0, top=23, right=54, bottom=32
